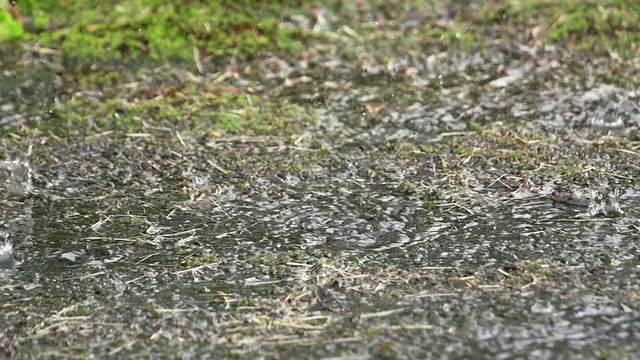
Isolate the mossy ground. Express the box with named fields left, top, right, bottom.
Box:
left=17, top=0, right=308, bottom=62
left=2, top=0, right=636, bottom=137
left=0, top=0, right=639, bottom=358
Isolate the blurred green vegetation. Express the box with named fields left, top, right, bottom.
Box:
left=10, top=0, right=310, bottom=62
left=0, top=0, right=24, bottom=41
left=2, top=0, right=636, bottom=137
left=476, top=0, right=639, bottom=58
left=2, top=0, right=637, bottom=62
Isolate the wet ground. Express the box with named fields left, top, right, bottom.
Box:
left=1, top=1, right=640, bottom=359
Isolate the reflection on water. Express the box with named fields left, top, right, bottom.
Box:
left=21, top=175, right=638, bottom=274
left=14, top=178, right=637, bottom=357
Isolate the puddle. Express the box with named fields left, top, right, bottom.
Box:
left=1, top=36, right=639, bottom=360
left=1, top=149, right=637, bottom=357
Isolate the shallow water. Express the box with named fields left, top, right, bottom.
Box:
left=2, top=160, right=637, bottom=358
left=1, top=49, right=639, bottom=359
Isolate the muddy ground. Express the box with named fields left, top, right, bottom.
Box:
left=0, top=1, right=639, bottom=359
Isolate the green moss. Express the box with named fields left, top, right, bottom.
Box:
left=429, top=26, right=479, bottom=51
left=477, top=0, right=639, bottom=59
left=0, top=8, right=24, bottom=41
left=46, top=70, right=315, bottom=137
left=16, top=0, right=309, bottom=63
left=9, top=0, right=639, bottom=63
